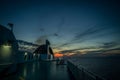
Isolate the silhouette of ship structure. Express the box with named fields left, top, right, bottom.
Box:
left=34, top=40, right=54, bottom=60
left=0, top=24, right=54, bottom=75
left=0, top=24, right=18, bottom=75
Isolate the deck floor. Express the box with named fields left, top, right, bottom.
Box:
left=2, top=61, right=75, bottom=80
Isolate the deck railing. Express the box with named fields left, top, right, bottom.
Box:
left=67, top=60, right=106, bottom=80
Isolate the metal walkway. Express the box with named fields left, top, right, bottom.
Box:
left=2, top=61, right=75, bottom=80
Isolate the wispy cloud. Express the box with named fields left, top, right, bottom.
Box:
left=73, top=26, right=105, bottom=40
left=59, top=46, right=99, bottom=54
left=59, top=41, right=120, bottom=56
left=53, top=17, right=65, bottom=37
left=35, top=17, right=65, bottom=45
left=35, top=35, right=48, bottom=45
left=56, top=24, right=109, bottom=47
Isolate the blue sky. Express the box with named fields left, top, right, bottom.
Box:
left=0, top=0, right=120, bottom=55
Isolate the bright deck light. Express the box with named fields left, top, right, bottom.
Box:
left=3, top=45, right=11, bottom=49
left=25, top=52, right=28, bottom=55
left=33, top=53, right=36, bottom=56
left=1, top=45, right=12, bottom=57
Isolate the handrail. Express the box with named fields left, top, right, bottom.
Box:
left=0, top=63, right=13, bottom=66
left=78, top=64, right=106, bottom=80
left=67, top=60, right=106, bottom=80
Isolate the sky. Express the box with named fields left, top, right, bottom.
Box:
left=0, top=0, right=120, bottom=56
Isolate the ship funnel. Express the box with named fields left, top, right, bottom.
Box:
left=8, top=23, right=14, bottom=32
left=46, top=40, right=50, bottom=46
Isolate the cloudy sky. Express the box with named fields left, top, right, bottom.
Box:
left=0, top=0, right=120, bottom=56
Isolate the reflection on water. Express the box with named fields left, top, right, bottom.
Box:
left=3, top=61, right=74, bottom=80
left=23, top=66, right=27, bottom=78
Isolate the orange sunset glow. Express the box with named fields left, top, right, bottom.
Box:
left=54, top=53, right=63, bottom=58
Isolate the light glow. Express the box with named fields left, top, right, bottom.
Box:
left=1, top=45, right=12, bottom=57
left=25, top=52, right=28, bottom=55
left=54, top=53, right=63, bottom=58
left=33, top=53, right=36, bottom=56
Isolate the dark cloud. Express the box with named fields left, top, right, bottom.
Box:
left=100, top=42, right=118, bottom=49
left=87, top=47, right=120, bottom=56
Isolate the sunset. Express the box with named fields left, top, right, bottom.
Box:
left=54, top=53, right=63, bottom=58
left=0, top=0, right=120, bottom=80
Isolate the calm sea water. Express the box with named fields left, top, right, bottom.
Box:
left=71, top=57, right=120, bottom=80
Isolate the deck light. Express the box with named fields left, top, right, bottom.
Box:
left=1, top=45, right=12, bottom=57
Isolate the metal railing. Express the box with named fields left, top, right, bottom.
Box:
left=0, top=63, right=13, bottom=66
left=67, top=60, right=106, bottom=80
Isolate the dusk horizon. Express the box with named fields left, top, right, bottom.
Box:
left=0, top=0, right=120, bottom=80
